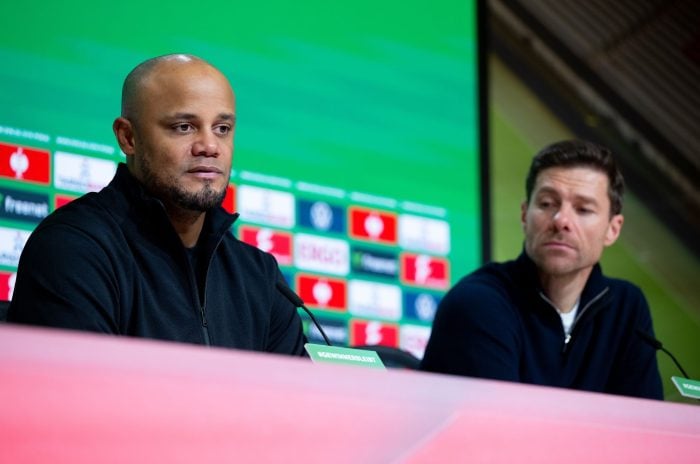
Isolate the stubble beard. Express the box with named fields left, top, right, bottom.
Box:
left=139, top=156, right=227, bottom=213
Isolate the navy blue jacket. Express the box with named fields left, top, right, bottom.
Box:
left=421, top=252, right=663, bottom=399
left=8, top=164, right=306, bottom=355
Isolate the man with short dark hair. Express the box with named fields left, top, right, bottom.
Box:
left=421, top=140, right=663, bottom=399
left=8, top=54, right=307, bottom=355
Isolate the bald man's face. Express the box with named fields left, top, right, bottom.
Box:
left=116, top=60, right=235, bottom=213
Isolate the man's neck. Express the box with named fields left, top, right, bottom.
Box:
left=165, top=206, right=207, bottom=248
left=538, top=268, right=592, bottom=313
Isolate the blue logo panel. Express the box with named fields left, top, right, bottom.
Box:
left=297, top=199, right=345, bottom=234
left=403, top=291, right=442, bottom=323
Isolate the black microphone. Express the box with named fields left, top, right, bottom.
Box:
left=276, top=281, right=332, bottom=346
left=636, top=329, right=690, bottom=378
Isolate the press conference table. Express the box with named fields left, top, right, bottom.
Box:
left=1, top=324, right=698, bottom=463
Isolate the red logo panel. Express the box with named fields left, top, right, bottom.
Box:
left=54, top=194, right=78, bottom=210
left=295, top=274, right=347, bottom=311
left=348, top=206, right=397, bottom=245
left=349, top=319, right=399, bottom=347
left=400, top=252, right=450, bottom=289
left=0, top=271, right=16, bottom=300
left=0, top=142, right=50, bottom=184
left=221, top=184, right=236, bottom=214
left=238, top=225, right=293, bottom=266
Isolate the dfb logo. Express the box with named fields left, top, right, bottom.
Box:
left=348, top=206, right=397, bottom=245
left=0, top=143, right=50, bottom=184
left=296, top=274, right=347, bottom=311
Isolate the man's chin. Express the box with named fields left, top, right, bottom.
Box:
left=173, top=187, right=227, bottom=212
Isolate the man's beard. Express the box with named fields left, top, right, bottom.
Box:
left=139, top=157, right=227, bottom=212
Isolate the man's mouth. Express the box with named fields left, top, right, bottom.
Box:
left=187, top=166, right=223, bottom=179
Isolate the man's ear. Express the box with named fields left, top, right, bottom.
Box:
left=604, top=214, right=624, bottom=246
left=113, top=117, right=136, bottom=156
left=520, top=200, right=528, bottom=231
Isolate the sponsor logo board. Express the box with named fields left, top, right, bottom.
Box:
left=297, top=199, right=345, bottom=234
left=54, top=194, right=78, bottom=210
left=0, top=227, right=31, bottom=267
left=53, top=151, right=116, bottom=193
left=0, top=270, right=16, bottom=300
left=348, top=279, right=402, bottom=321
left=0, top=187, right=49, bottom=224
left=400, top=324, right=431, bottom=359
left=221, top=184, right=236, bottom=214
left=237, top=185, right=295, bottom=228
left=0, top=142, right=50, bottom=184
left=400, top=253, right=450, bottom=289
left=399, top=214, right=450, bottom=255
left=403, top=291, right=441, bottom=323
left=303, top=316, right=348, bottom=345
left=296, top=274, right=347, bottom=311
left=294, top=233, right=349, bottom=276
left=348, top=206, right=397, bottom=244
left=351, top=247, right=398, bottom=278
left=349, top=319, right=399, bottom=347
left=238, top=225, right=292, bottom=266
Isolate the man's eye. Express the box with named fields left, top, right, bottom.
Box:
left=173, top=123, right=193, bottom=133
left=214, top=125, right=232, bottom=135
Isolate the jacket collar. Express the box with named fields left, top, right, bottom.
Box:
left=108, top=163, right=239, bottom=247
left=513, top=250, right=609, bottom=310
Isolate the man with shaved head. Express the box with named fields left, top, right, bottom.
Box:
left=9, top=54, right=307, bottom=355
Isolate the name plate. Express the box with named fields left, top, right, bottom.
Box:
left=671, top=376, right=700, bottom=400
left=305, top=343, right=385, bottom=369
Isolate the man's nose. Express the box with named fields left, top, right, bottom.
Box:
left=552, top=207, right=571, bottom=230
left=191, top=130, right=219, bottom=157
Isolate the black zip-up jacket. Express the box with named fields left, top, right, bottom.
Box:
left=420, top=252, right=663, bottom=399
left=8, top=164, right=306, bottom=355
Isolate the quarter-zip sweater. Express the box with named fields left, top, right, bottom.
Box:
left=8, top=164, right=306, bottom=355
left=420, top=252, right=663, bottom=399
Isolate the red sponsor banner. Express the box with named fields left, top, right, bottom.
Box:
left=54, top=194, right=78, bottom=210
left=295, top=274, right=347, bottom=311
left=349, top=319, right=399, bottom=347
left=0, top=270, right=16, bottom=300
left=221, top=184, right=236, bottom=214
left=0, top=142, right=50, bottom=184
left=238, top=225, right=292, bottom=266
left=348, top=206, right=397, bottom=245
left=400, top=252, right=450, bottom=289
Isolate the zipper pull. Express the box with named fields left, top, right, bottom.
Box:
left=562, top=334, right=572, bottom=353
left=200, top=305, right=208, bottom=327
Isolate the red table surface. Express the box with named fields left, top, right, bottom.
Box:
left=1, top=324, right=698, bottom=463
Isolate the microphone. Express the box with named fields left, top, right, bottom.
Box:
left=276, top=281, right=333, bottom=346
left=636, top=329, right=690, bottom=378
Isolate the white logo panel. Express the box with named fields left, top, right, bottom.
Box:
left=238, top=185, right=295, bottom=228
left=0, top=227, right=31, bottom=267
left=349, top=279, right=402, bottom=321
left=294, top=233, right=349, bottom=276
left=54, top=151, right=116, bottom=193
left=400, top=324, right=432, bottom=359
left=399, top=214, right=450, bottom=255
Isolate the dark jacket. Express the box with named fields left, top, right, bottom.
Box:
left=8, top=164, right=306, bottom=355
left=420, top=252, right=663, bottom=399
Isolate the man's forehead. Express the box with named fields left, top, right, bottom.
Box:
left=534, top=166, right=609, bottom=190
